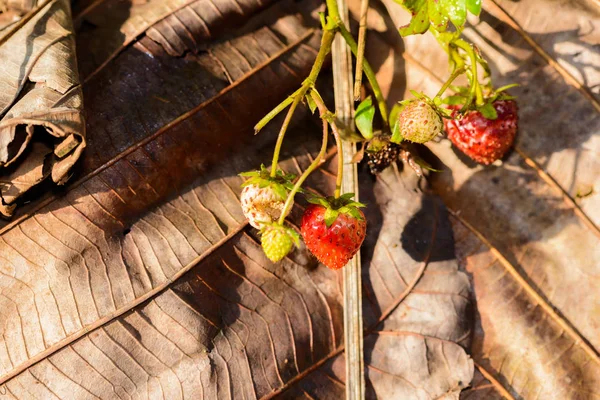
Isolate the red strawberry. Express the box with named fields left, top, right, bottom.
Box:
left=301, top=194, right=366, bottom=270
left=444, top=100, right=518, bottom=165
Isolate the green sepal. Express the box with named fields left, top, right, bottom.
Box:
left=306, top=94, right=317, bottom=114
left=495, top=83, right=520, bottom=93
left=305, top=193, right=366, bottom=227
left=239, top=164, right=297, bottom=200
left=477, top=102, right=498, bottom=120
left=324, top=208, right=340, bottom=228
left=355, top=97, right=376, bottom=140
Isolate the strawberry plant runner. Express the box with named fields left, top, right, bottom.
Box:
left=331, top=1, right=366, bottom=399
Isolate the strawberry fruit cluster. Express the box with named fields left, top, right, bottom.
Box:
left=238, top=0, right=519, bottom=269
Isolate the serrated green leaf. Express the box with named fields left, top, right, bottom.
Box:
left=324, top=208, right=340, bottom=228
left=398, top=0, right=430, bottom=36
left=355, top=97, right=375, bottom=140
left=478, top=102, right=498, bottom=120
left=466, top=0, right=481, bottom=16
left=391, top=119, right=403, bottom=144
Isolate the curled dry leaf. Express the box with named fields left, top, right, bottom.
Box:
left=0, top=0, right=85, bottom=217
left=0, top=0, right=474, bottom=398
left=373, top=0, right=600, bottom=397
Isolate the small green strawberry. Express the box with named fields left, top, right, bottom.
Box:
left=240, top=165, right=296, bottom=229
left=397, top=99, right=443, bottom=143
left=261, top=223, right=300, bottom=262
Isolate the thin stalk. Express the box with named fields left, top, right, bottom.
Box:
left=254, top=87, right=302, bottom=133
left=434, top=67, right=465, bottom=100
left=338, top=25, right=388, bottom=125
left=353, top=0, right=370, bottom=100
left=454, top=39, right=484, bottom=106
left=310, top=89, right=344, bottom=198
left=269, top=29, right=336, bottom=177
left=277, top=119, right=328, bottom=225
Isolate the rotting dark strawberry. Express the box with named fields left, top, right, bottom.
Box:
left=301, top=194, right=366, bottom=270
left=366, top=136, right=401, bottom=175
left=444, top=100, right=518, bottom=165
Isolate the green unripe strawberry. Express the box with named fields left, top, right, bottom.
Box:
left=398, top=100, right=443, bottom=143
left=261, top=224, right=300, bottom=262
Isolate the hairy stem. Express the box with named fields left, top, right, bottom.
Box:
left=309, top=89, right=344, bottom=198
left=338, top=25, right=388, bottom=125
left=270, top=29, right=336, bottom=177
left=254, top=87, right=302, bottom=133
left=454, top=39, right=484, bottom=107
left=434, top=67, right=465, bottom=99
left=277, top=119, right=329, bottom=225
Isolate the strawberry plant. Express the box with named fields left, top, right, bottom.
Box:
left=240, top=0, right=519, bottom=266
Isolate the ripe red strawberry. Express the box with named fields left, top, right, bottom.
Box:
left=301, top=194, right=366, bottom=270
left=444, top=100, right=518, bottom=165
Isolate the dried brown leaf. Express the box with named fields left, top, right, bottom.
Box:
left=376, top=0, right=600, bottom=398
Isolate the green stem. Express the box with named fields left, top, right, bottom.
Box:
left=254, top=87, right=302, bottom=133
left=269, top=29, right=336, bottom=177
left=309, top=89, right=343, bottom=198
left=326, top=0, right=387, bottom=125
left=454, top=39, right=484, bottom=107
left=338, top=25, right=388, bottom=125
left=278, top=118, right=329, bottom=225
left=434, top=67, right=465, bottom=99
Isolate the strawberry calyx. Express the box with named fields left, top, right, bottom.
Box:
left=239, top=164, right=297, bottom=200
left=442, top=85, right=519, bottom=121
left=306, top=193, right=365, bottom=228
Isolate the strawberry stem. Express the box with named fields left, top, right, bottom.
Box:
left=277, top=117, right=329, bottom=225
left=453, top=39, right=484, bottom=107
left=269, top=29, right=336, bottom=178
left=309, top=89, right=344, bottom=199
left=434, top=66, right=465, bottom=100
left=254, top=87, right=302, bottom=134
left=337, top=24, right=388, bottom=126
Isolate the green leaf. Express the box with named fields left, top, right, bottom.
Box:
left=355, top=97, right=375, bottom=139
left=441, top=0, right=467, bottom=30
left=324, top=208, right=340, bottom=228
left=478, top=102, right=498, bottom=120
left=466, top=0, right=481, bottom=16
left=398, top=0, right=430, bottom=36
left=428, top=0, right=449, bottom=29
